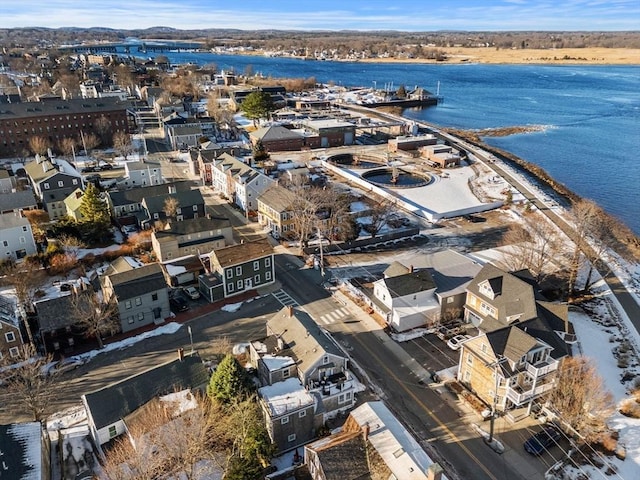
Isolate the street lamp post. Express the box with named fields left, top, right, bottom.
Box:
left=187, top=325, right=194, bottom=354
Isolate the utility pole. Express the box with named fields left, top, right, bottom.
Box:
left=488, top=356, right=506, bottom=444
left=318, top=226, right=325, bottom=278
left=188, top=325, right=194, bottom=354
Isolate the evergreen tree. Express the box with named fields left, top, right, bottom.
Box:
left=79, top=182, right=111, bottom=243
left=206, top=354, right=252, bottom=404
left=79, top=182, right=109, bottom=224
left=240, top=91, right=274, bottom=126
left=252, top=139, right=269, bottom=162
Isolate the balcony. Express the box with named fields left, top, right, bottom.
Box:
left=506, top=382, right=554, bottom=405
left=526, top=358, right=559, bottom=378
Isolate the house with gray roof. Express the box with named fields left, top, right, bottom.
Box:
left=101, top=261, right=170, bottom=333
left=24, top=157, right=83, bottom=219
left=209, top=153, right=273, bottom=214
left=0, top=168, right=15, bottom=193
left=257, top=184, right=298, bottom=239
left=106, top=181, right=191, bottom=222
left=0, top=190, right=38, bottom=214
left=81, top=353, right=209, bottom=452
left=371, top=251, right=483, bottom=332
left=457, top=264, right=575, bottom=415
left=119, top=161, right=163, bottom=189
left=0, top=422, right=50, bottom=480
left=0, top=212, right=37, bottom=262
left=141, top=188, right=205, bottom=228
left=151, top=216, right=233, bottom=262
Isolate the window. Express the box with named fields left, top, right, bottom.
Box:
left=135, top=297, right=142, bottom=306
left=58, top=181, right=64, bottom=187
left=2, top=241, right=7, bottom=247
left=253, top=260, right=259, bottom=271
left=265, top=271, right=272, bottom=281
left=254, top=274, right=260, bottom=284
left=128, top=316, right=134, bottom=324
left=338, top=394, right=345, bottom=404
left=323, top=356, right=329, bottom=365
left=43, top=182, right=50, bottom=189
left=9, top=347, right=20, bottom=357
left=235, top=266, right=242, bottom=276
left=138, top=312, right=144, bottom=321
left=463, top=370, right=471, bottom=382
left=447, top=297, right=454, bottom=304
left=287, top=433, right=296, bottom=442
left=265, top=257, right=271, bottom=267
left=481, top=343, right=487, bottom=353
left=108, top=426, right=117, bottom=438
left=466, top=354, right=473, bottom=365
left=281, top=416, right=289, bottom=425
left=125, top=300, right=132, bottom=309
left=5, top=332, right=16, bottom=342
left=152, top=293, right=158, bottom=301
left=237, top=280, right=243, bottom=290
left=153, top=307, right=161, bottom=319
left=282, top=368, right=290, bottom=378
left=228, top=283, right=234, bottom=293
left=22, top=226, right=27, bottom=232
left=226, top=269, right=233, bottom=279
left=192, top=205, right=197, bottom=211
left=72, top=179, right=78, bottom=185
left=299, top=410, right=306, bottom=418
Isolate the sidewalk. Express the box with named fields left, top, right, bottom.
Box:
left=330, top=288, right=542, bottom=471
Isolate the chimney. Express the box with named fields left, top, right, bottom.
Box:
left=287, top=305, right=294, bottom=317
left=362, top=423, right=370, bottom=442
left=427, top=463, right=443, bottom=480
left=409, top=265, right=414, bottom=273
left=177, top=347, right=184, bottom=362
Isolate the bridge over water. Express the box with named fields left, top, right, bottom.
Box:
left=59, top=40, right=203, bottom=54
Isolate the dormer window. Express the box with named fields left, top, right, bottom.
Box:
left=323, top=356, right=329, bottom=365
left=478, top=280, right=495, bottom=299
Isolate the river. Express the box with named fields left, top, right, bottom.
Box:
left=122, top=49, right=640, bottom=234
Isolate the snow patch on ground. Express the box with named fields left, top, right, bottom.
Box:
left=221, top=301, right=243, bottom=313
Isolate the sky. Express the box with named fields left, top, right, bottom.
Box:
left=2, top=0, right=639, bottom=31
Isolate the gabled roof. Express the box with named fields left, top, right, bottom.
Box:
left=143, top=189, right=204, bottom=214
left=210, top=238, right=273, bottom=269
left=0, top=212, right=30, bottom=230
left=382, top=270, right=436, bottom=298
left=106, top=263, right=167, bottom=299
left=257, top=184, right=298, bottom=213
left=0, top=190, right=38, bottom=212
left=107, top=181, right=191, bottom=207
left=266, top=306, right=345, bottom=376
left=156, top=216, right=231, bottom=236
left=0, top=422, right=43, bottom=480
left=63, top=188, right=85, bottom=212
left=383, top=261, right=410, bottom=278
left=250, top=124, right=303, bottom=142
left=305, top=430, right=370, bottom=480
left=467, top=263, right=538, bottom=330
left=82, top=354, right=208, bottom=430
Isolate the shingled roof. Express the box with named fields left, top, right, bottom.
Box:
left=382, top=269, right=436, bottom=298
left=0, top=422, right=43, bottom=480
left=250, top=125, right=303, bottom=142
left=106, top=263, right=166, bottom=299
left=82, top=353, right=208, bottom=430
left=266, top=306, right=345, bottom=376
left=211, top=238, right=273, bottom=269
left=107, top=181, right=191, bottom=207
left=257, top=184, right=298, bottom=213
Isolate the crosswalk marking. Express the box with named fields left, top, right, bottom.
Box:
left=272, top=289, right=299, bottom=307
left=318, top=307, right=350, bottom=325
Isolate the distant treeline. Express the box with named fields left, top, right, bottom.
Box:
left=1, top=27, right=639, bottom=52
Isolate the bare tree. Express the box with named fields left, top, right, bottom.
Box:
left=500, top=215, right=563, bottom=282
left=1, top=344, right=57, bottom=422
left=28, top=136, right=51, bottom=156
left=365, top=199, right=394, bottom=238
left=549, top=356, right=614, bottom=442
left=163, top=197, right=180, bottom=220
left=82, top=132, right=101, bottom=155
left=287, top=185, right=325, bottom=254
left=102, top=393, right=227, bottom=480
left=58, top=137, right=78, bottom=159
left=567, top=200, right=615, bottom=295
left=94, top=116, right=112, bottom=145
left=113, top=131, right=134, bottom=160
left=59, top=234, right=86, bottom=264
left=70, top=291, right=119, bottom=349
left=0, top=261, right=46, bottom=345
left=23, top=209, right=50, bottom=241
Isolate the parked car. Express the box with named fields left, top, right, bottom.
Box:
left=524, top=425, right=562, bottom=455
left=43, top=357, right=86, bottom=376
left=182, top=286, right=200, bottom=300
left=446, top=334, right=471, bottom=351
left=170, top=295, right=189, bottom=312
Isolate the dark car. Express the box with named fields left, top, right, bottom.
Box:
left=170, top=295, right=189, bottom=312
left=99, top=163, right=114, bottom=170
left=524, top=425, right=562, bottom=455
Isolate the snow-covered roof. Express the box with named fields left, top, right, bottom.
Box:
left=0, top=422, right=43, bottom=480
left=350, top=402, right=437, bottom=480
left=258, top=377, right=315, bottom=417
left=261, top=354, right=295, bottom=372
